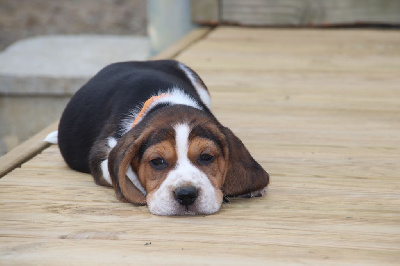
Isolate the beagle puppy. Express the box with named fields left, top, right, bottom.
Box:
left=54, top=60, right=269, bottom=216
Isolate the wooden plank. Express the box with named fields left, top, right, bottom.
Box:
left=0, top=121, right=58, bottom=178
left=1, top=27, right=400, bottom=264
left=178, top=27, right=400, bottom=73
left=1, top=147, right=399, bottom=265
left=176, top=27, right=400, bottom=263
left=151, top=27, right=211, bottom=60
left=192, top=0, right=400, bottom=26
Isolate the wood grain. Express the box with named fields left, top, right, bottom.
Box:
left=1, top=27, right=399, bottom=265
left=192, top=0, right=400, bottom=26
left=0, top=121, right=58, bottom=178
left=151, top=27, right=211, bottom=60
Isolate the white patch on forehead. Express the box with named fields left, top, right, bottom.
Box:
left=178, top=62, right=212, bottom=110
left=174, top=123, right=191, bottom=164
left=146, top=123, right=222, bottom=216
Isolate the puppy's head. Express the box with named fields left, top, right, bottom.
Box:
left=108, top=106, right=269, bottom=216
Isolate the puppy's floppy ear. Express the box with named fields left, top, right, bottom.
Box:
left=108, top=130, right=147, bottom=205
left=221, top=126, right=269, bottom=197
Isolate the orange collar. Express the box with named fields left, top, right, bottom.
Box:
left=131, top=93, right=169, bottom=129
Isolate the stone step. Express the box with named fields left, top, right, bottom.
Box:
left=0, top=35, right=150, bottom=95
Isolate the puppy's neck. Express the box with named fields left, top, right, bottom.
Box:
left=131, top=93, right=169, bottom=129
left=121, top=88, right=203, bottom=135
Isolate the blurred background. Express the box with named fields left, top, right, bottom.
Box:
left=0, top=0, right=399, bottom=155
left=0, top=0, right=147, bottom=155
left=0, top=0, right=147, bottom=51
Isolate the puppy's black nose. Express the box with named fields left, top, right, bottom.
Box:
left=174, top=186, right=198, bottom=206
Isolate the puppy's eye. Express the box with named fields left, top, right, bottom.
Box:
left=149, top=157, right=168, bottom=170
left=198, top=153, right=215, bottom=165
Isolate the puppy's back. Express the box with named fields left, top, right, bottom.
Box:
left=58, top=60, right=200, bottom=173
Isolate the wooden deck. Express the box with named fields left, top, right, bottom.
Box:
left=1, top=27, right=399, bottom=265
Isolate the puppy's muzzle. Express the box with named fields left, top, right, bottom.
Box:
left=174, top=186, right=198, bottom=206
